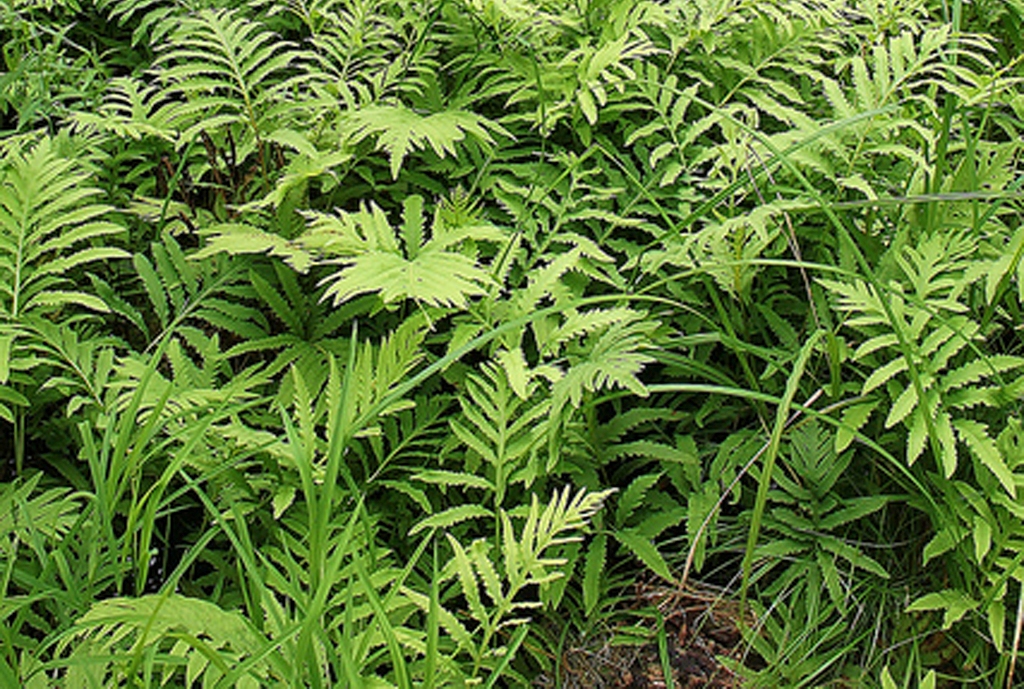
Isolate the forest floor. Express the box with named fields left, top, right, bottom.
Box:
left=546, top=582, right=746, bottom=688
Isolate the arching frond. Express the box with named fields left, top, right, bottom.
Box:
left=0, top=137, right=128, bottom=321
left=155, top=8, right=304, bottom=142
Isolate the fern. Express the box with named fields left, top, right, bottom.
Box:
left=201, top=194, right=503, bottom=309
left=7, top=0, right=1024, bottom=684
left=446, top=361, right=549, bottom=506
left=270, top=316, right=430, bottom=488
left=59, top=594, right=271, bottom=688
left=97, top=0, right=192, bottom=46
left=0, top=472, right=82, bottom=542
left=640, top=200, right=799, bottom=301
left=0, top=137, right=127, bottom=320
left=752, top=422, right=890, bottom=612
left=154, top=6, right=307, bottom=169
left=21, top=321, right=116, bottom=417
left=341, top=104, right=506, bottom=179
left=130, top=232, right=263, bottom=347
left=69, top=77, right=180, bottom=142
left=567, top=33, right=659, bottom=127
left=0, top=137, right=127, bottom=433
left=431, top=487, right=612, bottom=672
left=822, top=231, right=1024, bottom=487
left=552, top=313, right=657, bottom=409
left=223, top=262, right=352, bottom=376
left=311, top=198, right=497, bottom=308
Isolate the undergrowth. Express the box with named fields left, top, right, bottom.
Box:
left=2, top=0, right=1024, bottom=686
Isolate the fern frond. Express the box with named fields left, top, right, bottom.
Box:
left=0, top=137, right=128, bottom=320
left=410, top=505, right=494, bottom=536
left=0, top=472, right=82, bottom=541
left=303, top=197, right=498, bottom=308
left=136, top=233, right=263, bottom=344
left=505, top=487, right=614, bottom=587
left=69, top=77, right=180, bottom=141
left=60, top=594, right=270, bottom=687
left=822, top=229, right=1014, bottom=479
left=97, top=0, right=188, bottom=46
left=155, top=8, right=303, bottom=143
left=449, top=361, right=549, bottom=503
left=554, top=317, right=657, bottom=409
left=23, top=320, right=116, bottom=416
left=342, top=104, right=506, bottom=179
left=567, top=34, right=659, bottom=125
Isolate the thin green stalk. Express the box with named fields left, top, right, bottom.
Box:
left=655, top=609, right=676, bottom=689
left=739, top=331, right=821, bottom=614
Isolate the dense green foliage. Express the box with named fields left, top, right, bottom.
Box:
left=2, top=0, right=1024, bottom=686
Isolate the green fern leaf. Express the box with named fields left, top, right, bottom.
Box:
left=885, top=382, right=920, bottom=428
left=554, top=318, right=656, bottom=408
left=503, top=487, right=614, bottom=588
left=305, top=198, right=497, bottom=308
left=401, top=586, right=474, bottom=651
left=494, top=347, right=530, bottom=400
left=935, top=410, right=958, bottom=477
left=941, top=356, right=1024, bottom=392
left=0, top=138, right=128, bottom=320
left=611, top=439, right=695, bottom=464
left=615, top=473, right=661, bottom=524
left=614, top=527, right=673, bottom=582
left=61, top=594, right=268, bottom=688
left=582, top=533, right=606, bottom=616
left=327, top=250, right=489, bottom=307
left=0, top=381, right=28, bottom=423
left=413, top=470, right=494, bottom=492
left=410, top=505, right=493, bottom=536
left=0, top=473, right=81, bottom=541
left=450, top=361, right=549, bottom=503
left=343, top=105, right=505, bottom=179
left=155, top=8, right=300, bottom=140
left=906, top=589, right=978, bottom=629
left=447, top=533, right=489, bottom=627
left=820, top=534, right=890, bottom=578
left=955, top=419, right=1014, bottom=496
left=836, top=400, right=878, bottom=453
left=70, top=77, right=179, bottom=141
left=195, top=224, right=316, bottom=272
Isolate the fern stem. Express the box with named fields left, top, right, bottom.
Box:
left=13, top=407, right=24, bottom=477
